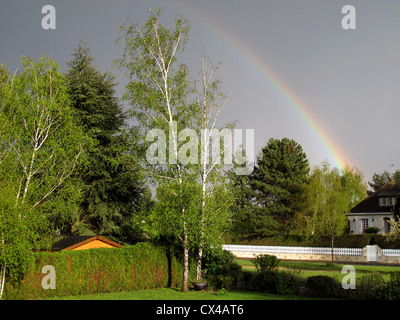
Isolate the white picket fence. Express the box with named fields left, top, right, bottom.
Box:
left=382, top=249, right=400, bottom=258
left=222, top=245, right=363, bottom=256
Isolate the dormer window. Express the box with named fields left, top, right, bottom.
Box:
left=379, top=197, right=396, bottom=206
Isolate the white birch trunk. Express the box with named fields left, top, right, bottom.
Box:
left=0, top=234, right=5, bottom=299
left=0, top=262, right=5, bottom=299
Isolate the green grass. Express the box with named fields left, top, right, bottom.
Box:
left=44, top=287, right=313, bottom=300
left=236, top=258, right=400, bottom=282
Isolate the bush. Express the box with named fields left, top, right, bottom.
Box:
left=373, top=271, right=400, bottom=300
left=4, top=242, right=187, bottom=299
left=249, top=270, right=276, bottom=293
left=248, top=270, right=300, bottom=295
left=203, top=249, right=241, bottom=290
left=363, top=227, right=380, bottom=234
left=352, top=273, right=384, bottom=300
left=306, top=275, right=339, bottom=298
left=252, top=254, right=280, bottom=272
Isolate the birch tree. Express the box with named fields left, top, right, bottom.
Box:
left=297, top=162, right=365, bottom=263
left=0, top=56, right=86, bottom=297
left=3, top=56, right=86, bottom=209
left=117, top=9, right=238, bottom=289
left=116, top=8, right=195, bottom=292
left=193, top=54, right=233, bottom=281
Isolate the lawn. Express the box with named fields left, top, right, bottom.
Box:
left=236, top=258, right=400, bottom=282
left=44, top=287, right=313, bottom=300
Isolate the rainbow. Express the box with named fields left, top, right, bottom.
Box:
left=170, top=1, right=349, bottom=171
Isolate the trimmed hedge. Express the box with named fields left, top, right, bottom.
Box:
left=5, top=242, right=188, bottom=299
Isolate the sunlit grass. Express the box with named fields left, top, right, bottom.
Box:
left=44, top=287, right=314, bottom=300
left=236, top=258, right=400, bottom=282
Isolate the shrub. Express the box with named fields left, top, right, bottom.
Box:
left=351, top=273, right=384, bottom=300
left=248, top=270, right=300, bottom=295
left=252, top=254, right=280, bottom=272
left=373, top=271, right=400, bottom=300
left=4, top=242, right=187, bottom=299
left=306, top=275, right=339, bottom=298
left=363, top=227, right=380, bottom=235
left=203, top=249, right=241, bottom=290
left=249, top=270, right=276, bottom=293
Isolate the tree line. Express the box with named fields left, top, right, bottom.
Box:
left=0, top=8, right=393, bottom=295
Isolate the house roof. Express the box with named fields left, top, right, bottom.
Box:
left=50, top=235, right=123, bottom=251
left=350, top=182, right=400, bottom=214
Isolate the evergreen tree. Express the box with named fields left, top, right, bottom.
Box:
left=62, top=41, right=144, bottom=242
left=249, top=138, right=310, bottom=236
left=368, top=170, right=400, bottom=193
left=229, top=172, right=255, bottom=238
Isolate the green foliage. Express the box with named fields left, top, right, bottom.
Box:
left=202, top=249, right=241, bottom=290
left=368, top=170, right=400, bottom=193
left=0, top=177, right=49, bottom=286
left=0, top=56, right=86, bottom=298
left=305, top=275, right=339, bottom=298
left=245, top=138, right=310, bottom=236
left=1, top=56, right=87, bottom=210
left=248, top=270, right=299, bottom=295
left=352, top=273, right=384, bottom=300
left=295, top=162, right=365, bottom=249
left=62, top=41, right=144, bottom=242
left=252, top=254, right=280, bottom=272
left=363, top=227, right=380, bottom=234
left=115, top=8, right=195, bottom=292
left=4, top=242, right=187, bottom=299
left=372, top=271, right=400, bottom=300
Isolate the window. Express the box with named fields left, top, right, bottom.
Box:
left=379, top=197, right=396, bottom=206
left=361, top=219, right=369, bottom=231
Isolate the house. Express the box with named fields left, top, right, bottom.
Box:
left=347, top=182, right=400, bottom=234
left=49, top=235, right=123, bottom=251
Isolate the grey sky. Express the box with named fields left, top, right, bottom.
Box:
left=1, top=0, right=399, bottom=185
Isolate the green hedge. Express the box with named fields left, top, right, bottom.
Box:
left=5, top=242, right=187, bottom=299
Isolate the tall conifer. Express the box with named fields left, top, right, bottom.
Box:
left=64, top=40, right=143, bottom=242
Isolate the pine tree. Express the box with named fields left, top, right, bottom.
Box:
left=63, top=40, right=144, bottom=242
left=249, top=138, right=309, bottom=236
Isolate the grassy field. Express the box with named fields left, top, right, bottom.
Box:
left=46, top=287, right=315, bottom=300
left=237, top=258, right=400, bottom=282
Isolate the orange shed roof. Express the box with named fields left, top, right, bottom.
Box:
left=51, top=235, right=123, bottom=251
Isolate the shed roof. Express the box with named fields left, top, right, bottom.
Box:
left=50, top=235, right=123, bottom=251
left=350, top=182, right=400, bottom=214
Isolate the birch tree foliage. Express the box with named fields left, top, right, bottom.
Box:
left=0, top=56, right=86, bottom=298
left=2, top=56, right=87, bottom=210
left=193, top=55, right=234, bottom=280
left=0, top=172, right=47, bottom=298
left=116, top=8, right=235, bottom=290
left=116, top=8, right=197, bottom=292
left=116, top=8, right=194, bottom=138
left=295, top=162, right=366, bottom=241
